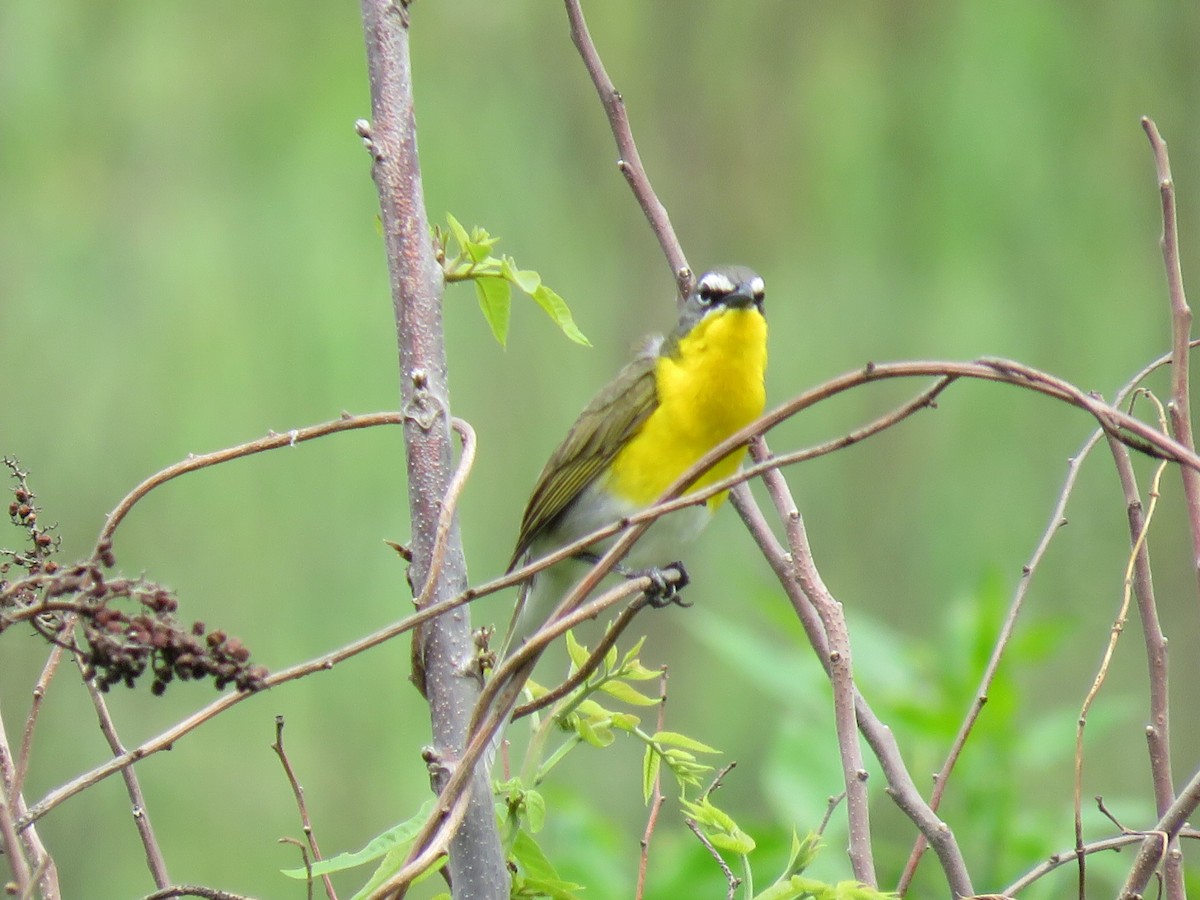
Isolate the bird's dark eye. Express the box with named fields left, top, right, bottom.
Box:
left=696, top=272, right=734, bottom=305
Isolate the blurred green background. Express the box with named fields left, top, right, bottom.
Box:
left=2, top=1, right=1199, bottom=897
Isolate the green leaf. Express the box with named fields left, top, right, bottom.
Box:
left=779, top=830, right=821, bottom=879
left=440, top=217, right=588, bottom=346
left=619, top=635, right=648, bottom=666
left=600, top=680, right=660, bottom=706
left=603, top=641, right=619, bottom=674
left=682, top=796, right=756, bottom=855
left=445, top=212, right=471, bottom=250
left=642, top=745, right=661, bottom=803
left=475, top=276, right=511, bottom=347
left=351, top=851, right=446, bottom=900
left=575, top=716, right=614, bottom=747
left=509, top=829, right=586, bottom=898
left=564, top=630, right=590, bottom=671
left=281, top=799, right=434, bottom=878
left=752, top=878, right=814, bottom=900
left=609, top=711, right=641, bottom=731
left=511, top=827, right=559, bottom=881
left=531, top=284, right=591, bottom=346
left=500, top=257, right=542, bottom=295
left=651, top=731, right=720, bottom=754
left=574, top=696, right=612, bottom=720
left=524, top=788, right=546, bottom=834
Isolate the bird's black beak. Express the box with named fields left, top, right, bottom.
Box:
left=726, top=280, right=765, bottom=311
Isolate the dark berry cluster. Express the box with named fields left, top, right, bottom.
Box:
left=79, top=577, right=268, bottom=695
left=2, top=457, right=60, bottom=581
left=3, top=459, right=267, bottom=696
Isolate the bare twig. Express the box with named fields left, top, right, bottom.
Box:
left=635, top=668, right=670, bottom=900
left=1105, top=427, right=1180, bottom=897
left=756, top=452, right=875, bottom=886
left=1075, top=408, right=1168, bottom=897
left=22, top=418, right=481, bottom=831
left=900, top=344, right=1198, bottom=890
left=1143, top=118, right=1200, bottom=597
left=373, top=573, right=674, bottom=896
left=684, top=817, right=741, bottom=900
left=1139, top=115, right=1191, bottom=900
left=139, top=887, right=254, bottom=900
left=1003, top=830, right=1200, bottom=896
left=96, top=411, right=406, bottom=555
left=0, top=696, right=58, bottom=898
left=562, top=0, right=691, bottom=296
left=0, top=781, right=32, bottom=893
left=818, top=793, right=847, bottom=836
left=277, top=837, right=315, bottom=900
left=22, top=353, right=1195, bottom=837
left=272, top=717, right=335, bottom=900
left=13, top=644, right=65, bottom=802
left=80, top=657, right=170, bottom=889
left=1120, top=759, right=1200, bottom=898
left=511, top=592, right=653, bottom=721
left=701, top=762, right=738, bottom=803
left=731, top=468, right=975, bottom=898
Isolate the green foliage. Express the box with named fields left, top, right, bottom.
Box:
left=751, top=832, right=898, bottom=900
left=437, top=214, right=591, bottom=347
left=495, top=634, right=899, bottom=900
left=279, top=798, right=445, bottom=899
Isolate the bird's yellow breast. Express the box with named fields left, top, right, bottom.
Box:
left=606, top=307, right=767, bottom=507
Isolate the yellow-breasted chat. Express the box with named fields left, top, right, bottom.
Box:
left=501, top=266, right=768, bottom=657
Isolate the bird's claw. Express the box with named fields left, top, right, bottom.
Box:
left=628, top=561, right=690, bottom=608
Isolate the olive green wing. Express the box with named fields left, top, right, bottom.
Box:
left=509, top=353, right=659, bottom=569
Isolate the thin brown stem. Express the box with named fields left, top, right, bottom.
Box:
left=0, top=691, right=59, bottom=898
left=1106, top=427, right=1179, bottom=897
left=1120, top=763, right=1200, bottom=897
left=1003, top=830, right=1200, bottom=896
left=272, top=717, right=335, bottom=900
left=139, top=887, right=254, bottom=900
left=511, top=593, right=652, bottom=721
left=80, top=655, right=170, bottom=889
left=375, top=575, right=667, bottom=896
left=563, top=0, right=691, bottom=296
left=22, top=417, right=480, bottom=832
left=13, top=645, right=65, bottom=801
left=756, top=452, right=875, bottom=885
left=0, top=782, right=32, bottom=893
left=899, top=344, right=1197, bottom=891
left=635, top=668, right=670, bottom=900
left=1143, top=118, right=1200, bottom=601
left=1075, top=433, right=1167, bottom=897
left=1140, top=121, right=1191, bottom=900
left=96, top=412, right=406, bottom=556
left=684, top=817, right=741, bottom=900
left=731, top=471, right=975, bottom=898
left=21, top=354, right=1193, bottom=838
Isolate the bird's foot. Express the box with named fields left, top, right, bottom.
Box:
left=627, top=561, right=691, bottom=608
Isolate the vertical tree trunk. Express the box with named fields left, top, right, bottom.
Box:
left=359, top=2, right=508, bottom=896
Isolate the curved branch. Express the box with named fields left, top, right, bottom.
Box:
left=563, top=0, right=691, bottom=296
left=899, top=343, right=1199, bottom=890
left=96, top=412, right=406, bottom=555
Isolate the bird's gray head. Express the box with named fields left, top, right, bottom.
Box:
left=675, top=265, right=765, bottom=334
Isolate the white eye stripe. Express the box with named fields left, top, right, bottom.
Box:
left=749, top=276, right=765, bottom=300
left=697, top=272, right=736, bottom=302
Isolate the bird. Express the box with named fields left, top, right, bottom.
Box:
left=499, top=265, right=768, bottom=660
